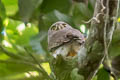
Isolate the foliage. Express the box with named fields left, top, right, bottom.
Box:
left=0, top=0, right=120, bottom=80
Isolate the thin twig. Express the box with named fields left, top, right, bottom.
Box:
left=0, top=44, right=23, bottom=59
left=0, top=59, right=42, bottom=73
left=101, top=0, right=106, bottom=13
left=83, top=13, right=102, bottom=23
left=0, top=44, right=37, bottom=63
left=24, top=48, right=53, bottom=80
left=83, top=0, right=106, bottom=24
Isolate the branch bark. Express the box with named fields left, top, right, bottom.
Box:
left=78, top=0, right=119, bottom=80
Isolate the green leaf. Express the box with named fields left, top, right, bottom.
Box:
left=110, top=29, right=120, bottom=58
left=0, top=0, right=6, bottom=19
left=0, top=53, right=10, bottom=60
left=16, top=26, right=38, bottom=46
left=72, top=3, right=93, bottom=24
left=97, top=68, right=110, bottom=80
left=88, top=0, right=95, bottom=12
left=40, top=0, right=72, bottom=14
left=18, top=0, right=43, bottom=22
left=30, top=32, right=47, bottom=54
left=0, top=61, right=34, bottom=78
left=0, top=18, right=4, bottom=41
left=5, top=18, right=38, bottom=46
left=42, top=10, right=74, bottom=29
left=0, top=0, right=6, bottom=41
left=71, top=68, right=84, bottom=80
left=1, top=0, right=18, bottom=16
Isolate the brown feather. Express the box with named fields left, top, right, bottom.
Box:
left=48, top=21, right=85, bottom=52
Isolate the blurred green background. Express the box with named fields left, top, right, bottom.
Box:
left=0, top=0, right=120, bottom=80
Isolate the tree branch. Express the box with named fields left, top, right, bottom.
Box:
left=24, top=48, right=53, bottom=80
left=0, top=59, right=45, bottom=76
left=78, top=0, right=119, bottom=80
left=0, top=44, right=25, bottom=59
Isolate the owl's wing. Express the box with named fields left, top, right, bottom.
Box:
left=48, top=28, right=85, bottom=52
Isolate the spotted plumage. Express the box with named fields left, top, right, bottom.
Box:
left=50, top=22, right=67, bottom=31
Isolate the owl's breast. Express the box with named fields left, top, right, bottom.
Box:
left=52, top=41, right=81, bottom=58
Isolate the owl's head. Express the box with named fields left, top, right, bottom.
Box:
left=49, top=21, right=72, bottom=31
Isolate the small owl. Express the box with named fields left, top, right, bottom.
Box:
left=48, top=21, right=85, bottom=58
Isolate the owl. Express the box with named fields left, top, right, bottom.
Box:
left=48, top=21, right=85, bottom=59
